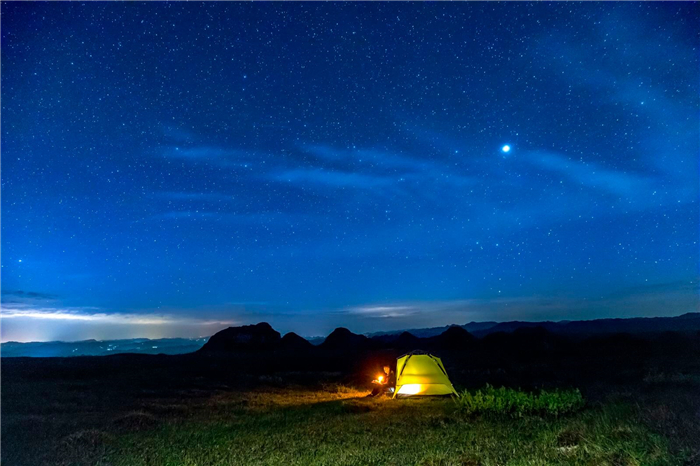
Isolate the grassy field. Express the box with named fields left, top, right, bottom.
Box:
left=4, top=345, right=699, bottom=466
left=56, top=386, right=681, bottom=466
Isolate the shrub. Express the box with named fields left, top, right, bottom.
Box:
left=455, top=385, right=584, bottom=417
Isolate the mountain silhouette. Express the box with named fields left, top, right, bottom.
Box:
left=369, top=312, right=700, bottom=339
left=320, top=327, right=372, bottom=350
left=8, top=312, right=699, bottom=357
left=394, top=331, right=421, bottom=349
left=426, top=326, right=476, bottom=350
left=280, top=332, right=314, bottom=350
left=199, top=322, right=281, bottom=352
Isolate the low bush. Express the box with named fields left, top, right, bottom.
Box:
left=455, top=385, right=584, bottom=417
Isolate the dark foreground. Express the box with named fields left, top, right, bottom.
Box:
left=3, top=332, right=700, bottom=465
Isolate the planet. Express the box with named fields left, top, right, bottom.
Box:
left=501, top=145, right=511, bottom=153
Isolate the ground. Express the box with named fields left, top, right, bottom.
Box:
left=105, top=388, right=680, bottom=466
left=2, top=343, right=699, bottom=466
left=3, top=379, right=698, bottom=465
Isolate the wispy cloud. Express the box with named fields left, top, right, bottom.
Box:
left=273, top=168, right=397, bottom=189
left=154, top=191, right=237, bottom=203
left=162, top=146, right=233, bottom=160
left=304, top=145, right=434, bottom=172
left=1, top=304, right=234, bottom=327
left=160, top=124, right=196, bottom=144
left=1, top=290, right=58, bottom=302
left=273, top=144, right=474, bottom=191
left=1, top=290, right=235, bottom=342
left=0, top=302, right=237, bottom=343
left=344, top=305, right=417, bottom=319
left=160, top=145, right=258, bottom=170
left=526, top=151, right=650, bottom=197
left=149, top=210, right=312, bottom=224
left=152, top=210, right=224, bottom=220
left=532, top=11, right=698, bottom=204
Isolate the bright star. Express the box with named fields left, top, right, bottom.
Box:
left=502, top=145, right=511, bottom=153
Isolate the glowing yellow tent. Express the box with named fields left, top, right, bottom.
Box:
left=393, top=351, right=458, bottom=397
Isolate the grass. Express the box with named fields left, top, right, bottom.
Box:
left=455, top=385, right=585, bottom=417
left=94, top=387, right=683, bottom=466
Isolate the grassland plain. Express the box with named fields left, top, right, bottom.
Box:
left=96, top=386, right=683, bottom=466
left=4, top=337, right=700, bottom=466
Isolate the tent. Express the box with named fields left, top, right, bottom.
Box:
left=393, top=351, right=458, bottom=397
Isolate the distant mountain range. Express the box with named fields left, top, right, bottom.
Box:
left=366, top=312, right=700, bottom=339
left=198, top=313, right=700, bottom=355
left=197, top=323, right=480, bottom=353
left=3, top=312, right=698, bottom=357
left=1, top=337, right=209, bottom=357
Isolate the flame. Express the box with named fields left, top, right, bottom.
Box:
left=377, top=375, right=384, bottom=383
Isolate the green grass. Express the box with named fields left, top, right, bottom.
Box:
left=455, top=385, right=585, bottom=417
left=96, top=387, right=683, bottom=466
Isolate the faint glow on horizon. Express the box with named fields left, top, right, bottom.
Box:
left=0, top=307, right=235, bottom=326
left=0, top=306, right=237, bottom=343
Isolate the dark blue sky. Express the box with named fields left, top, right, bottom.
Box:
left=2, top=2, right=698, bottom=342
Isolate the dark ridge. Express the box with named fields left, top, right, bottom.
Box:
left=426, top=326, right=476, bottom=350
left=280, top=332, right=314, bottom=350
left=369, top=333, right=398, bottom=345
left=320, top=327, right=372, bottom=350
left=394, top=331, right=421, bottom=349
left=199, top=322, right=281, bottom=352
left=368, top=312, right=700, bottom=339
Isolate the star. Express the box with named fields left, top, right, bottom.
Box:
left=501, top=145, right=511, bottom=153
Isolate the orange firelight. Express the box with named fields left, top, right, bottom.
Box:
left=377, top=375, right=384, bottom=383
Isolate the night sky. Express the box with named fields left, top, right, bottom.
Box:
left=2, top=2, right=698, bottom=342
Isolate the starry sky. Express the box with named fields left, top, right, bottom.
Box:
left=2, top=2, right=699, bottom=342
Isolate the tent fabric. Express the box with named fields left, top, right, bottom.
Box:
left=393, top=352, right=458, bottom=398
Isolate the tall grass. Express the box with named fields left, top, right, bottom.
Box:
left=455, top=385, right=585, bottom=417
left=105, top=391, right=683, bottom=466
